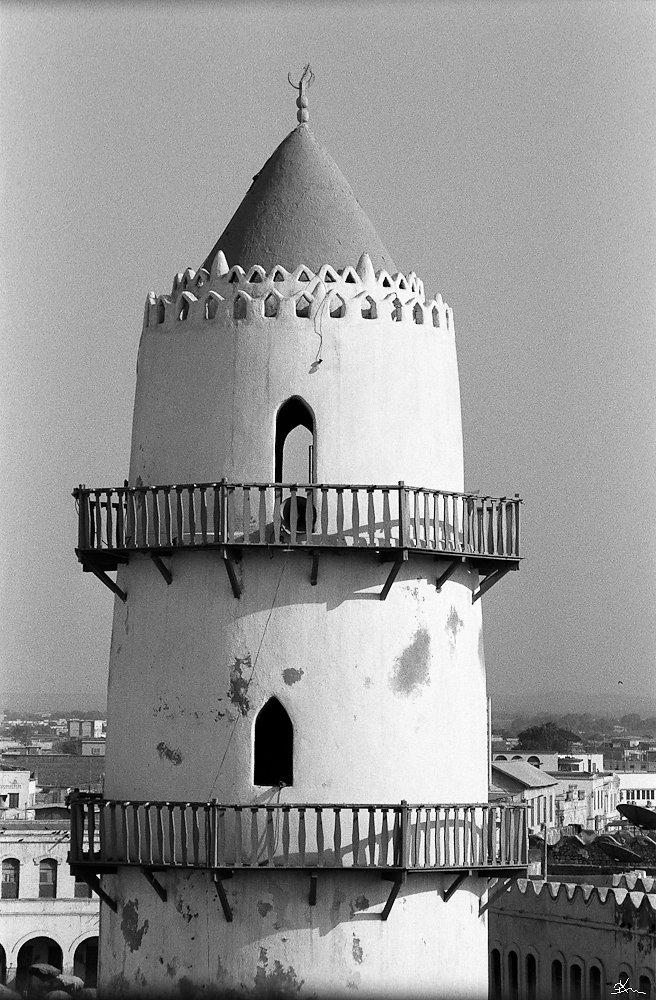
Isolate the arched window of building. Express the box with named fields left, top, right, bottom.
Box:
left=589, top=965, right=602, bottom=1000
left=507, top=950, right=519, bottom=1000
left=263, top=293, right=280, bottom=317
left=74, top=937, right=99, bottom=988
left=525, top=954, right=537, bottom=1000
left=639, top=976, right=652, bottom=999
left=0, top=942, right=5, bottom=985
left=254, top=698, right=293, bottom=787
left=527, top=755, right=541, bottom=767
left=16, top=938, right=62, bottom=995
left=39, top=858, right=57, bottom=898
left=489, top=949, right=501, bottom=1000
left=570, top=962, right=582, bottom=1000
left=1, top=858, right=19, bottom=899
left=275, top=397, right=315, bottom=484
left=361, top=295, right=376, bottom=319
left=233, top=293, right=248, bottom=320
left=552, top=959, right=564, bottom=1000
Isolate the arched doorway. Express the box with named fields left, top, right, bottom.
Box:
left=74, top=936, right=98, bottom=988
left=254, top=697, right=293, bottom=787
left=275, top=397, right=315, bottom=483
left=16, top=937, right=62, bottom=994
left=0, top=943, right=6, bottom=985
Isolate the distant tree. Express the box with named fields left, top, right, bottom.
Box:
left=9, top=724, right=32, bottom=741
left=515, top=722, right=581, bottom=751
left=620, top=713, right=643, bottom=731
left=55, top=738, right=80, bottom=755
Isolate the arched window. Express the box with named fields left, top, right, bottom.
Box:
left=254, top=698, right=293, bottom=787
left=361, top=295, right=376, bottom=319
left=489, top=949, right=501, bottom=1000
left=156, top=298, right=166, bottom=324
left=413, top=302, right=424, bottom=325
left=1, top=858, right=19, bottom=899
left=527, top=756, right=541, bottom=768
left=432, top=305, right=439, bottom=328
left=639, top=977, right=652, bottom=1000
left=552, top=959, right=563, bottom=1000
left=0, top=942, right=6, bottom=985
left=74, top=937, right=98, bottom=988
left=264, top=293, right=279, bottom=317
left=39, top=858, right=57, bottom=898
left=391, top=297, right=402, bottom=322
left=507, top=950, right=519, bottom=1000
left=275, top=397, right=315, bottom=483
left=570, top=962, right=582, bottom=1000
left=178, top=297, right=190, bottom=321
left=205, top=293, right=220, bottom=320
left=589, top=965, right=602, bottom=1000
left=525, top=954, right=537, bottom=1000
left=233, top=294, right=248, bottom=320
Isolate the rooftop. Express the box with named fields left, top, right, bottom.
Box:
left=492, top=760, right=560, bottom=789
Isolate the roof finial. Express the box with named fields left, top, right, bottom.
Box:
left=288, top=64, right=314, bottom=125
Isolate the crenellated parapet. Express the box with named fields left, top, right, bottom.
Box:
left=499, top=877, right=656, bottom=927
left=143, top=252, right=453, bottom=333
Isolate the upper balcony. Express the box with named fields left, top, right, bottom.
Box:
left=73, top=481, right=520, bottom=602
left=68, top=794, right=528, bottom=919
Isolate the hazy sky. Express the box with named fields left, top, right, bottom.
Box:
left=1, top=1, right=655, bottom=711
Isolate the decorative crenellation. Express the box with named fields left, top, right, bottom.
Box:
left=144, top=252, right=453, bottom=333
left=504, top=877, right=656, bottom=920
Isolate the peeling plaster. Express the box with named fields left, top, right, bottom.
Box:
left=257, top=900, right=273, bottom=917
left=282, top=667, right=304, bottom=685
left=352, top=934, right=364, bottom=964
left=156, top=741, right=183, bottom=765
left=120, top=899, right=149, bottom=952
left=350, top=895, right=370, bottom=917
left=254, top=946, right=303, bottom=995
left=446, top=606, right=464, bottom=646
left=228, top=655, right=252, bottom=715
left=390, top=627, right=431, bottom=695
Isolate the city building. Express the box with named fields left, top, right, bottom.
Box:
left=69, top=78, right=525, bottom=997
left=80, top=739, right=106, bottom=757
left=68, top=720, right=106, bottom=740
left=617, top=773, right=656, bottom=808
left=491, top=761, right=559, bottom=834
left=489, top=873, right=655, bottom=999
left=548, top=771, right=620, bottom=832
left=493, top=752, right=604, bottom=773
left=0, top=819, right=98, bottom=992
left=0, top=770, right=37, bottom=819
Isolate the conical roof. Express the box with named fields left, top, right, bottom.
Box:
left=201, top=125, right=396, bottom=275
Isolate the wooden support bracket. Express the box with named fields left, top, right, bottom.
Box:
left=379, top=551, right=408, bottom=601
left=142, top=867, right=167, bottom=901
left=84, top=564, right=127, bottom=604
left=213, top=873, right=233, bottom=922
left=443, top=872, right=469, bottom=903
left=472, top=566, right=512, bottom=604
left=310, top=551, right=320, bottom=587
left=221, top=549, right=242, bottom=599
left=381, top=873, right=405, bottom=920
left=435, top=557, right=462, bottom=592
left=75, top=871, right=118, bottom=912
left=309, top=871, right=318, bottom=906
left=478, top=877, right=512, bottom=917
left=150, top=554, right=172, bottom=586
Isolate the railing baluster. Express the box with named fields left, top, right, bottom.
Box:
left=289, top=486, right=298, bottom=545
left=258, top=487, right=267, bottom=543
left=398, top=483, right=409, bottom=549
left=143, top=804, right=152, bottom=866
left=412, top=807, right=421, bottom=866
left=161, top=487, right=171, bottom=547
left=367, top=807, right=376, bottom=866
left=180, top=805, right=189, bottom=866
left=320, top=487, right=329, bottom=542
left=298, top=808, right=306, bottom=865
left=250, top=808, right=259, bottom=865
left=315, top=807, right=324, bottom=866
left=133, top=803, right=142, bottom=864
left=109, top=802, right=118, bottom=863
left=88, top=800, right=97, bottom=860
left=266, top=806, right=275, bottom=865
left=392, top=808, right=401, bottom=866
left=175, top=487, right=183, bottom=546
left=423, top=491, right=430, bottom=549
left=336, top=488, right=345, bottom=544
left=105, top=490, right=114, bottom=549
left=122, top=802, right=131, bottom=863
left=444, top=808, right=451, bottom=868
left=150, top=489, right=160, bottom=546
left=382, top=488, right=391, bottom=546
left=155, top=804, right=164, bottom=865
left=139, top=490, right=148, bottom=547
left=242, top=486, right=251, bottom=545
left=234, top=807, right=242, bottom=867
left=424, top=807, right=431, bottom=867
left=413, top=490, right=421, bottom=548
left=200, top=487, right=208, bottom=544
left=351, top=488, right=360, bottom=544
left=352, top=808, right=360, bottom=866
left=213, top=484, right=221, bottom=545
left=380, top=808, right=389, bottom=866
left=282, top=807, right=290, bottom=865
left=333, top=807, right=342, bottom=866
left=94, top=492, right=103, bottom=548
left=367, top=488, right=376, bottom=546
left=305, top=487, right=315, bottom=544
left=168, top=803, right=177, bottom=865
left=187, top=487, right=196, bottom=545
left=273, top=488, right=282, bottom=543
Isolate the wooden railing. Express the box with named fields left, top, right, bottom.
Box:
left=74, top=482, right=520, bottom=560
left=69, top=797, right=527, bottom=873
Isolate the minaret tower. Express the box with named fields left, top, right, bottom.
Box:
left=71, top=74, right=525, bottom=999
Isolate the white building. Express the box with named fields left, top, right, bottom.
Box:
left=491, top=761, right=559, bottom=833
left=70, top=79, right=525, bottom=997
left=617, top=772, right=656, bottom=807
left=493, top=751, right=605, bottom=773
left=0, top=770, right=37, bottom=819
left=0, top=820, right=98, bottom=992
left=549, top=770, right=620, bottom=832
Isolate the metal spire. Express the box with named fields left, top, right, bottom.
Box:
left=288, top=63, right=314, bottom=125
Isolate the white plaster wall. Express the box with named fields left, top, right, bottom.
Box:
left=128, top=304, right=464, bottom=493
left=104, top=554, right=487, bottom=805
left=99, top=868, right=488, bottom=999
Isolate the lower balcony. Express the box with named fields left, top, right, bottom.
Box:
left=69, top=794, right=527, bottom=919
left=73, top=481, right=520, bottom=602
